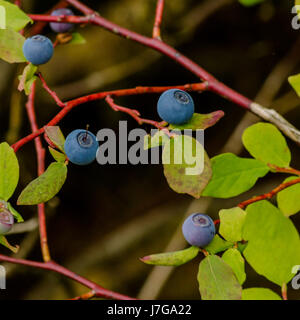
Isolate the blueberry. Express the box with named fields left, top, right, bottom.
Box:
left=50, top=8, right=74, bottom=33
left=182, top=213, right=215, bottom=247
left=0, top=202, right=14, bottom=235
left=64, top=129, right=98, bottom=165
left=23, top=35, right=54, bottom=65
left=157, top=89, right=194, bottom=125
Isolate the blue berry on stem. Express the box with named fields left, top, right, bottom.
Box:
left=64, top=129, right=98, bottom=165
left=23, top=35, right=54, bottom=65
left=50, top=8, right=74, bottom=33
left=157, top=89, right=194, bottom=125
left=182, top=213, right=215, bottom=247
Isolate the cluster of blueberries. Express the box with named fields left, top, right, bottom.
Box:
left=21, top=10, right=215, bottom=247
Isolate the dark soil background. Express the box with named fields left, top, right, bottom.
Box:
left=0, top=0, right=300, bottom=300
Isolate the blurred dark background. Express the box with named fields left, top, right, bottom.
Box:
left=1, top=0, right=300, bottom=299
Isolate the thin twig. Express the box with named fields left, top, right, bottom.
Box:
left=153, top=0, right=164, bottom=40
left=25, top=82, right=50, bottom=262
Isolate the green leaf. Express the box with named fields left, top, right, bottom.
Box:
left=202, top=153, right=269, bottom=198
left=0, top=235, right=19, bottom=253
left=288, top=74, right=300, bottom=97
left=44, top=126, right=66, bottom=152
left=243, top=200, right=300, bottom=286
left=140, top=246, right=199, bottom=266
left=7, top=202, right=23, bottom=222
left=144, top=130, right=169, bottom=150
left=0, top=0, right=32, bottom=31
left=277, top=176, right=300, bottom=217
left=198, top=255, right=242, bottom=300
left=222, top=248, right=246, bottom=285
left=17, top=162, right=67, bottom=205
left=242, top=123, right=291, bottom=168
left=69, top=32, right=86, bottom=45
left=204, top=235, right=234, bottom=254
left=242, top=288, right=281, bottom=300
left=239, top=0, right=264, bottom=6
left=18, top=63, right=38, bottom=95
left=0, top=142, right=19, bottom=201
left=0, top=28, right=26, bottom=63
left=219, top=207, right=247, bottom=242
left=49, top=147, right=67, bottom=163
left=162, top=135, right=212, bottom=198
left=168, top=111, right=224, bottom=130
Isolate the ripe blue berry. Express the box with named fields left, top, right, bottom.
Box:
left=182, top=213, right=215, bottom=247
left=23, top=35, right=54, bottom=65
left=0, top=202, right=14, bottom=235
left=50, top=8, right=74, bottom=33
left=64, top=129, right=98, bottom=165
left=157, top=89, right=194, bottom=125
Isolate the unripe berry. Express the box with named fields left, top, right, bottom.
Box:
left=50, top=8, right=74, bottom=33
left=157, top=89, right=194, bottom=125
left=0, top=202, right=14, bottom=235
left=23, top=35, right=54, bottom=65
left=182, top=213, right=215, bottom=247
left=64, top=129, right=98, bottom=165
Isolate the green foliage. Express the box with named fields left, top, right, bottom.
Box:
left=288, top=74, right=300, bottom=97
left=49, top=147, right=67, bottom=163
left=162, top=135, right=212, bottom=198
left=44, top=126, right=66, bottom=153
left=18, top=64, right=38, bottom=95
left=0, top=235, right=19, bottom=253
left=144, top=130, right=169, bottom=150
left=277, top=176, right=300, bottom=217
left=69, top=32, right=86, bottom=45
left=204, top=235, right=234, bottom=254
left=0, top=142, right=19, bottom=201
left=198, top=255, right=242, bottom=300
left=17, top=162, right=67, bottom=205
left=140, top=246, right=199, bottom=266
left=222, top=248, right=246, bottom=285
left=243, top=201, right=300, bottom=286
left=219, top=207, right=246, bottom=242
left=238, top=0, right=264, bottom=6
left=202, top=153, right=269, bottom=198
left=242, top=288, right=281, bottom=300
left=0, top=28, right=26, bottom=63
left=0, top=0, right=32, bottom=31
left=168, top=111, right=224, bottom=130
left=242, top=123, right=291, bottom=168
left=7, top=202, right=23, bottom=222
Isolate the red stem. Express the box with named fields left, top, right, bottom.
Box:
left=38, top=73, right=66, bottom=108
left=0, top=254, right=136, bottom=300
left=25, top=82, right=51, bottom=262
left=29, top=8, right=251, bottom=109
left=153, top=0, right=164, bottom=39
left=11, top=82, right=207, bottom=151
left=238, top=177, right=300, bottom=209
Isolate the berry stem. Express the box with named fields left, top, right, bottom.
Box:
left=12, top=82, right=207, bottom=152
left=238, top=177, right=300, bottom=209
left=153, top=0, right=164, bottom=40
left=24, top=81, right=51, bottom=262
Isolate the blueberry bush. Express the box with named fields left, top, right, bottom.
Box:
left=0, top=0, right=300, bottom=300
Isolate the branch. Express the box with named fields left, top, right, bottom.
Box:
left=11, top=82, right=207, bottom=152
left=0, top=255, right=136, bottom=300
left=238, top=177, right=300, bottom=209
left=38, top=73, right=66, bottom=108
left=24, top=82, right=50, bottom=262
left=153, top=0, right=164, bottom=39
left=27, top=2, right=300, bottom=145
left=105, top=95, right=169, bottom=133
